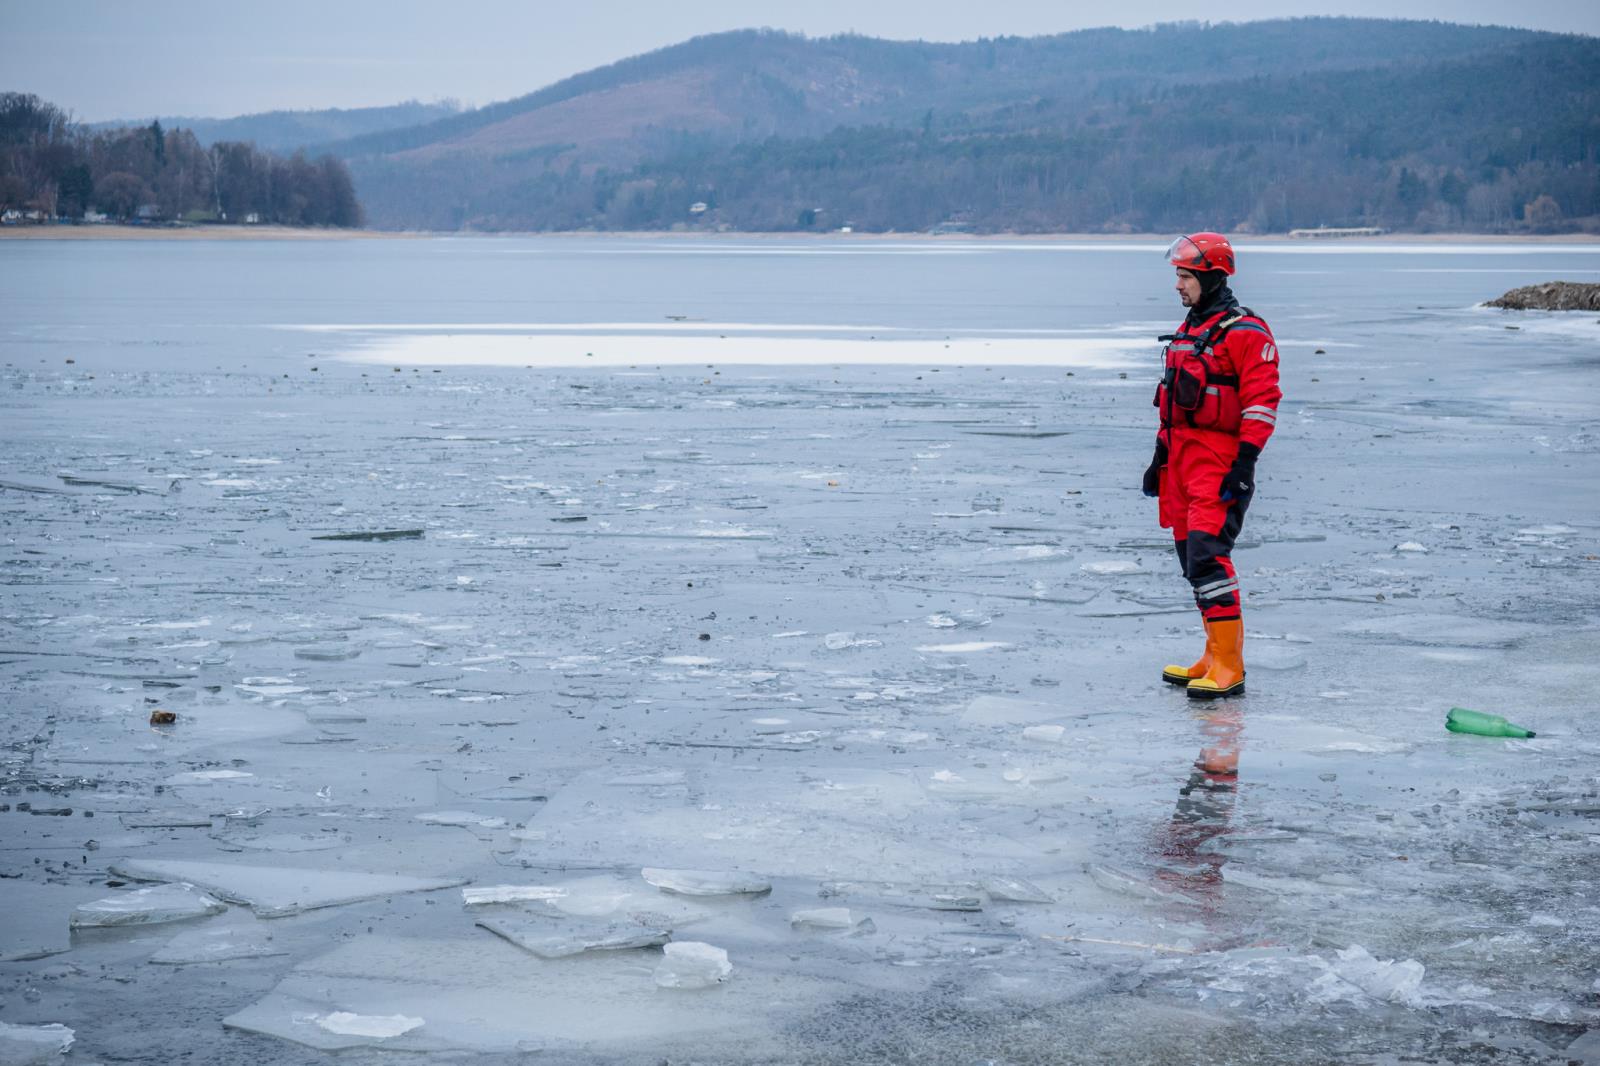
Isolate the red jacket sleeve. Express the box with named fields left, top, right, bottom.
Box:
left=1228, top=321, right=1282, bottom=451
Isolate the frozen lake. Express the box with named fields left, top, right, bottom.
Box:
left=3, top=235, right=1599, bottom=1064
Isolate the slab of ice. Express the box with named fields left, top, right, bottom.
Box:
left=226, top=935, right=834, bottom=1053
left=461, top=885, right=567, bottom=907
left=414, top=810, right=508, bottom=829
left=0, top=1022, right=74, bottom=1063
left=111, top=859, right=465, bottom=918
left=1337, top=613, right=1542, bottom=648
left=654, top=941, right=732, bottom=989
left=819, top=880, right=982, bottom=911
left=963, top=695, right=1066, bottom=726
left=1023, top=724, right=1067, bottom=744
left=217, top=832, right=350, bottom=852
left=789, top=907, right=858, bottom=930
left=983, top=876, right=1056, bottom=904
left=1309, top=945, right=1426, bottom=1007
left=642, top=868, right=771, bottom=896
left=149, top=925, right=289, bottom=964
left=477, top=915, right=670, bottom=958
left=823, top=631, right=881, bottom=650
left=70, top=882, right=227, bottom=928
left=316, top=1012, right=424, bottom=1039
left=916, top=641, right=1009, bottom=653
left=1085, top=863, right=1196, bottom=906
left=1081, top=560, right=1141, bottom=575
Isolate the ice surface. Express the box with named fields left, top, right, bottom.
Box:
left=70, top=882, right=227, bottom=928
left=641, top=868, right=772, bottom=896
left=0, top=1023, right=74, bottom=1064
left=654, top=941, right=733, bottom=989
left=7, top=237, right=1599, bottom=1063
left=110, top=859, right=465, bottom=917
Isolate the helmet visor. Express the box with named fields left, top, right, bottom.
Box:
left=1166, top=235, right=1210, bottom=270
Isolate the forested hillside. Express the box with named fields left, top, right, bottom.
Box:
left=331, top=19, right=1599, bottom=233
left=90, top=100, right=461, bottom=153
left=0, top=94, right=362, bottom=226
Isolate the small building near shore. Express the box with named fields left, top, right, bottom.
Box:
left=1289, top=226, right=1387, bottom=239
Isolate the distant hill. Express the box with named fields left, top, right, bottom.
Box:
left=90, top=100, right=461, bottom=153
left=332, top=19, right=1598, bottom=233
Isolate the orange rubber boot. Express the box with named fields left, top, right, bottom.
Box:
left=1187, top=619, right=1245, bottom=700
left=1161, top=631, right=1212, bottom=687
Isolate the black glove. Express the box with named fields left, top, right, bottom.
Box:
left=1141, top=442, right=1168, bottom=497
left=1220, top=442, right=1261, bottom=503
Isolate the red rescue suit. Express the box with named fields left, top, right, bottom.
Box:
left=1154, top=304, right=1282, bottom=622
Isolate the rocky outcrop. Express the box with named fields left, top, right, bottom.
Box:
left=1486, top=281, right=1600, bottom=311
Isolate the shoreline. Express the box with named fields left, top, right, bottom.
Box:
left=3, top=223, right=1598, bottom=244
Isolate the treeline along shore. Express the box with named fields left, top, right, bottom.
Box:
left=0, top=93, right=361, bottom=228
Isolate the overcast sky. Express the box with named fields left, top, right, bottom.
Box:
left=7, top=0, right=1598, bottom=122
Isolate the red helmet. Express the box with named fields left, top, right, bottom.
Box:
left=1166, top=232, right=1235, bottom=276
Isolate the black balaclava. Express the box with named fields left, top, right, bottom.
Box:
left=1185, top=268, right=1237, bottom=326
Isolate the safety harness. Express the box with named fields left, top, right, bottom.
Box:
left=1158, top=307, right=1258, bottom=430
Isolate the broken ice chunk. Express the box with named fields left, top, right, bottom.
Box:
left=1081, top=560, right=1141, bottom=575
left=823, top=632, right=881, bottom=650
left=315, top=1012, right=424, bottom=1038
left=414, top=811, right=508, bottom=829
left=1309, top=945, right=1425, bottom=1007
left=111, top=859, right=465, bottom=918
left=0, top=1022, right=75, bottom=1062
left=653, top=941, right=732, bottom=989
left=461, top=885, right=567, bottom=907
left=150, top=925, right=289, bottom=964
left=70, top=882, right=227, bottom=928
left=1084, top=863, right=1196, bottom=906
left=982, top=876, right=1055, bottom=904
left=1022, top=724, right=1067, bottom=744
left=788, top=907, right=858, bottom=930
left=477, top=916, right=670, bottom=958
left=641, top=868, right=771, bottom=896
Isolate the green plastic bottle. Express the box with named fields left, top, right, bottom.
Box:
left=1446, top=707, right=1536, bottom=739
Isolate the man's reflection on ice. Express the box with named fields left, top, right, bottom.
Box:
left=1154, top=703, right=1243, bottom=914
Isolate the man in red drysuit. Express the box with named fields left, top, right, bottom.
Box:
left=1143, top=233, right=1282, bottom=698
